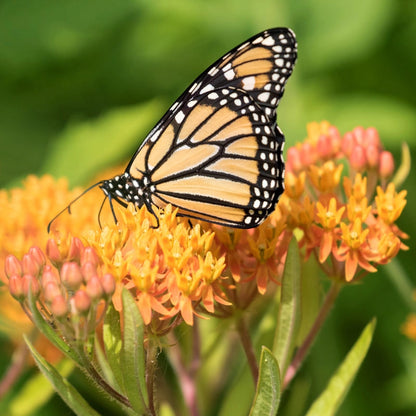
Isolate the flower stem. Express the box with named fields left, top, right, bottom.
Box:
left=283, top=280, right=342, bottom=389
left=146, top=340, right=158, bottom=416
left=236, top=315, right=258, bottom=384
left=0, top=335, right=32, bottom=399
left=167, top=322, right=201, bottom=416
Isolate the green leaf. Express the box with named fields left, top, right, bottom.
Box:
left=273, top=237, right=302, bottom=377
left=42, top=101, right=162, bottom=186
left=27, top=287, right=83, bottom=366
left=7, top=358, right=74, bottom=416
left=120, top=288, right=148, bottom=413
left=24, top=336, right=101, bottom=416
left=103, top=303, right=124, bottom=390
left=306, top=319, right=377, bottom=416
left=249, top=347, right=281, bottom=416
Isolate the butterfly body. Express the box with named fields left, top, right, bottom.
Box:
left=62, top=28, right=297, bottom=231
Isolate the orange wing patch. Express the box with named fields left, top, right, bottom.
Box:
left=156, top=176, right=251, bottom=206
left=206, top=158, right=259, bottom=185
left=177, top=104, right=216, bottom=143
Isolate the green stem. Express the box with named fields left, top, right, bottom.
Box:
left=146, top=340, right=158, bottom=416
left=236, top=315, right=258, bottom=384
left=283, top=281, right=342, bottom=390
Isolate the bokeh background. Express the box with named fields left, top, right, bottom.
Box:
left=0, top=0, right=415, bottom=415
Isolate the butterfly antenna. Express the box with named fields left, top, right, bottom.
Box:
left=97, top=195, right=108, bottom=230
left=47, top=180, right=105, bottom=233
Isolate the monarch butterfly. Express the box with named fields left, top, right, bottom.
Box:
left=49, top=28, right=297, bottom=232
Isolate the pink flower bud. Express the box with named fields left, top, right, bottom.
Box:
left=379, top=151, right=395, bottom=178
left=317, top=134, right=332, bottom=159
left=61, top=262, right=83, bottom=290
left=364, top=127, right=380, bottom=149
left=328, top=126, right=341, bottom=154
left=342, top=132, right=355, bottom=157
left=286, top=147, right=302, bottom=172
left=22, top=254, right=40, bottom=277
left=41, top=265, right=58, bottom=288
left=102, top=274, right=116, bottom=296
left=300, top=142, right=316, bottom=167
left=8, top=275, right=24, bottom=300
left=29, top=247, right=46, bottom=268
left=51, top=295, right=68, bottom=318
left=4, top=255, right=22, bottom=279
left=349, top=145, right=367, bottom=171
left=81, top=247, right=99, bottom=268
left=46, top=239, right=62, bottom=265
left=352, top=126, right=365, bottom=145
left=44, top=281, right=63, bottom=303
left=366, top=144, right=380, bottom=169
left=81, top=262, right=97, bottom=283
left=67, top=237, right=84, bottom=262
left=22, top=274, right=40, bottom=298
left=73, top=290, right=91, bottom=315
left=86, top=276, right=103, bottom=300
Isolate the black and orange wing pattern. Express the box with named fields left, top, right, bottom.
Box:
left=101, top=28, right=297, bottom=228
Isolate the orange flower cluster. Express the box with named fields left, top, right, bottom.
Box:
left=282, top=121, right=408, bottom=281
left=0, top=122, right=409, bottom=333
left=84, top=204, right=228, bottom=328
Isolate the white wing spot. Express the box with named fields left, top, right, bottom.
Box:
left=262, top=36, right=275, bottom=46
left=242, top=76, right=255, bottom=90
left=224, top=68, right=235, bottom=80
left=200, top=84, right=215, bottom=94
left=258, top=92, right=270, bottom=102
left=175, top=111, right=185, bottom=124
left=208, top=92, right=219, bottom=100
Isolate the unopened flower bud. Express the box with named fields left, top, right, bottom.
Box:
left=81, top=262, right=97, bottom=282
left=342, top=132, right=355, bottom=157
left=8, top=275, right=24, bottom=300
left=44, top=281, right=63, bottom=303
left=364, top=127, right=380, bottom=149
left=316, top=134, right=332, bottom=159
left=29, top=246, right=46, bottom=268
left=300, top=142, right=316, bottom=167
left=349, top=145, right=366, bottom=171
left=4, top=255, right=22, bottom=279
left=22, top=274, right=40, bottom=298
left=51, top=295, right=68, bottom=318
left=61, top=262, right=83, bottom=290
left=366, top=144, right=379, bottom=169
left=101, top=273, right=116, bottom=296
left=286, top=147, right=302, bottom=172
left=352, top=126, right=365, bottom=145
left=73, top=290, right=91, bottom=315
left=67, top=237, right=84, bottom=262
left=81, top=247, right=99, bottom=268
left=46, top=239, right=62, bottom=265
left=22, top=253, right=40, bottom=277
left=41, top=265, right=58, bottom=287
left=379, top=151, right=395, bottom=178
left=86, top=276, right=103, bottom=300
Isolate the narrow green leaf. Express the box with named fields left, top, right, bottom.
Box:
left=24, top=336, right=100, bottom=416
left=249, top=347, right=281, bottom=416
left=121, top=288, right=148, bottom=413
left=306, top=319, right=377, bottom=416
left=8, top=359, right=74, bottom=416
left=273, top=237, right=302, bottom=377
left=393, top=142, right=411, bottom=189
left=103, top=303, right=124, bottom=390
left=27, top=287, right=83, bottom=366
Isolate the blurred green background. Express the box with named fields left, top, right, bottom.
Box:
left=0, top=0, right=415, bottom=415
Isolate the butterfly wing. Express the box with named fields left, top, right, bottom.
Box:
left=124, top=28, right=297, bottom=228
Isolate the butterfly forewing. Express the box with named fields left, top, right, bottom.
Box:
left=119, top=28, right=296, bottom=228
